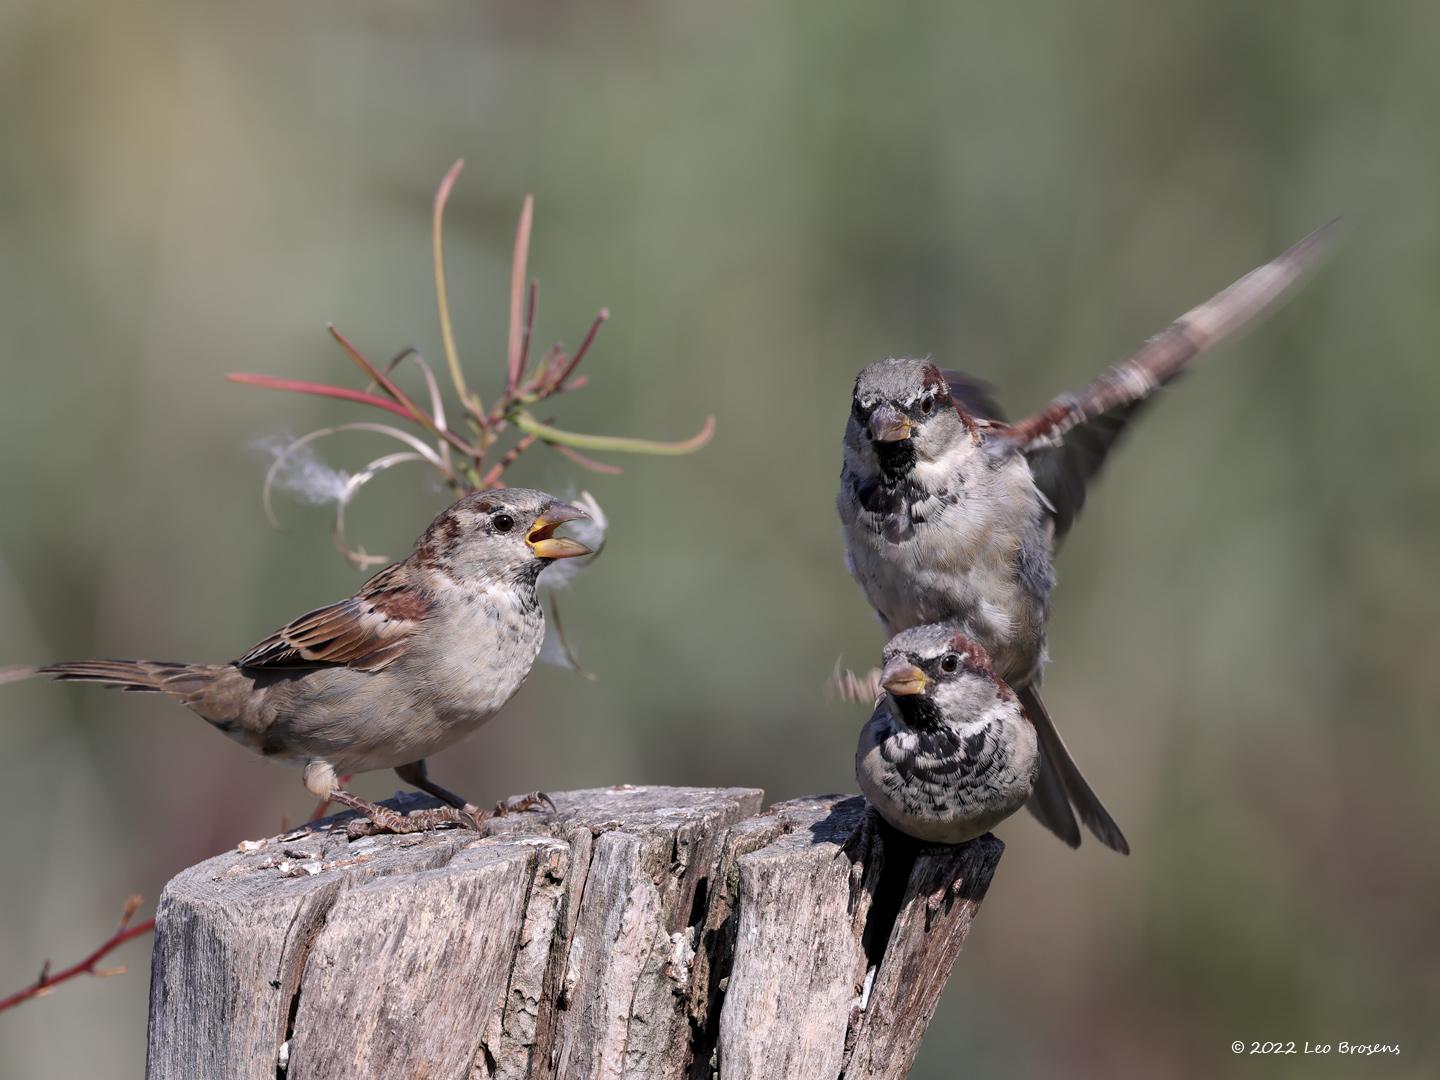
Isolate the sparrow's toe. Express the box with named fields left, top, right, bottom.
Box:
left=330, top=789, right=470, bottom=839
left=458, top=803, right=492, bottom=831
left=493, top=791, right=555, bottom=817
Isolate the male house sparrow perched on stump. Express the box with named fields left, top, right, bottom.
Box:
left=839, top=223, right=1336, bottom=854
left=857, top=625, right=1039, bottom=846
left=2, top=487, right=589, bottom=835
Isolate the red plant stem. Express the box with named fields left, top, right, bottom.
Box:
left=506, top=197, right=535, bottom=394
left=551, top=443, right=624, bottom=474
left=541, top=309, right=608, bottom=395
left=533, top=373, right=589, bottom=400
left=480, top=432, right=539, bottom=487
left=226, top=374, right=415, bottom=422
left=516, top=280, right=538, bottom=384
left=327, top=325, right=481, bottom=460
left=0, top=901, right=154, bottom=1013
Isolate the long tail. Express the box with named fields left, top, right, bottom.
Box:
left=1018, top=684, right=1130, bottom=855
left=19, top=659, right=209, bottom=694
left=1025, top=739, right=1081, bottom=848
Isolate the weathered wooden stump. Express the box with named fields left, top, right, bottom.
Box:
left=146, top=786, right=1003, bottom=1080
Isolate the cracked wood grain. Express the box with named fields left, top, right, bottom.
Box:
left=146, top=787, right=1000, bottom=1080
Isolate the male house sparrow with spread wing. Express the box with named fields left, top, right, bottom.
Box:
left=2, top=487, right=589, bottom=834
left=857, top=624, right=1038, bottom=846
left=839, top=223, right=1336, bottom=854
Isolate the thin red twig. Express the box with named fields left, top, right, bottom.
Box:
left=516, top=280, right=538, bottom=384
left=506, top=196, right=535, bottom=393
left=542, top=309, right=609, bottom=394
left=226, top=374, right=415, bottom=422
left=327, top=325, right=480, bottom=459
left=481, top=432, right=539, bottom=487
left=551, top=443, right=624, bottom=474
left=552, top=373, right=588, bottom=394
left=0, top=896, right=154, bottom=1014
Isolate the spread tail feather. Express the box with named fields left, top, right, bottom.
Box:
left=1018, top=684, right=1130, bottom=855
left=1025, top=740, right=1081, bottom=848
left=33, top=659, right=201, bottom=694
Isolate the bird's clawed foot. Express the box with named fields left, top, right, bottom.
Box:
left=445, top=792, right=553, bottom=833
left=328, top=790, right=472, bottom=840
left=923, top=871, right=967, bottom=928
left=925, top=880, right=951, bottom=921
left=837, top=805, right=882, bottom=895
left=452, top=791, right=555, bottom=833
left=325, top=787, right=556, bottom=840
left=493, top=790, right=557, bottom=817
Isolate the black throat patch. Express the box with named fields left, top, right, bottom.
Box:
left=873, top=438, right=917, bottom=485
left=891, top=692, right=946, bottom=733
left=856, top=439, right=918, bottom=519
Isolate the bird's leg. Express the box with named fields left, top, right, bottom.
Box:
left=303, top=760, right=473, bottom=836
left=396, top=760, right=496, bottom=830
left=493, top=791, right=557, bottom=816
left=394, top=760, right=473, bottom=809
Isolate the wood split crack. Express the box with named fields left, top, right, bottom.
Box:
left=147, top=788, right=999, bottom=1080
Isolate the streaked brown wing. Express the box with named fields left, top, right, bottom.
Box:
left=235, top=563, right=432, bottom=674
left=1027, top=403, right=1146, bottom=540
left=1004, top=221, right=1338, bottom=537
left=1004, top=220, right=1337, bottom=454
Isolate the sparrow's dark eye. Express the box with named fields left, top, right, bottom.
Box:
left=939, top=653, right=960, bottom=674
left=493, top=513, right=516, bottom=533
left=920, top=396, right=935, bottom=415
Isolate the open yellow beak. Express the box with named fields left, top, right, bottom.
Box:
left=527, top=501, right=591, bottom=560
left=880, top=658, right=928, bottom=697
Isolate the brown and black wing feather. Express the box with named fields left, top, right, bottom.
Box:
left=1026, top=402, right=1149, bottom=540
left=947, top=367, right=1147, bottom=541
left=15, top=565, right=431, bottom=693
left=1000, top=221, right=1337, bottom=537
left=235, top=562, right=432, bottom=674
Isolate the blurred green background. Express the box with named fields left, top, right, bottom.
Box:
left=2, top=1, right=1437, bottom=1076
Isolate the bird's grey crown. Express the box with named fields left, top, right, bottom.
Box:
left=853, top=357, right=946, bottom=408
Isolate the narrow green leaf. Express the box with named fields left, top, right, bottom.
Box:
left=512, top=412, right=714, bottom=456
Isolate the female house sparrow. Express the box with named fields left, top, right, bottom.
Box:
left=838, top=223, right=1336, bottom=854
left=2, top=488, right=590, bottom=834
left=857, top=625, right=1038, bottom=845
